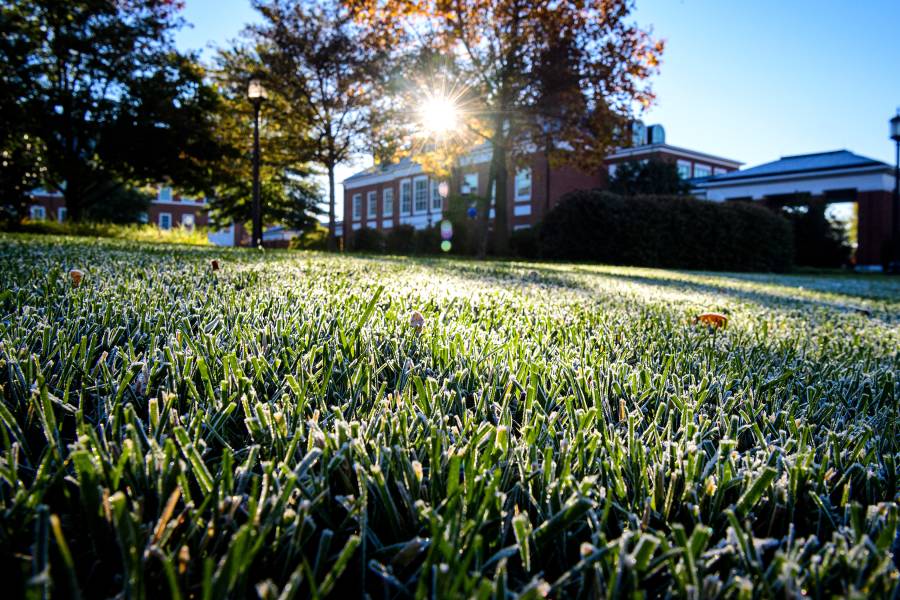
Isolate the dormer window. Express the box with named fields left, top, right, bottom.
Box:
left=158, top=187, right=172, bottom=201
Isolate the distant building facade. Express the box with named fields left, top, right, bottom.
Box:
left=26, top=185, right=249, bottom=246
left=341, top=124, right=741, bottom=243
left=692, top=150, right=896, bottom=269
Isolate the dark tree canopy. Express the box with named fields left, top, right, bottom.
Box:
left=0, top=0, right=225, bottom=221
left=608, top=158, right=691, bottom=196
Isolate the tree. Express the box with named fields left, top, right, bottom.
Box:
left=344, top=0, right=663, bottom=255
left=608, top=158, right=690, bottom=196
left=249, top=0, right=389, bottom=248
left=0, top=0, right=224, bottom=221
left=205, top=46, right=324, bottom=234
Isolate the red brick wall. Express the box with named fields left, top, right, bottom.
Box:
left=343, top=148, right=737, bottom=243
left=148, top=202, right=209, bottom=228
left=27, top=195, right=67, bottom=221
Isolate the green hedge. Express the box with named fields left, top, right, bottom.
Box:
left=539, top=191, right=793, bottom=271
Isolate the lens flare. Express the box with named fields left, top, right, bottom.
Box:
left=440, top=220, right=453, bottom=241
left=418, top=94, right=460, bottom=136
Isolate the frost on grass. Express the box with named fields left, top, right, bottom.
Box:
left=0, top=234, right=897, bottom=598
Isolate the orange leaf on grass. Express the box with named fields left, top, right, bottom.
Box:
left=694, top=312, right=728, bottom=329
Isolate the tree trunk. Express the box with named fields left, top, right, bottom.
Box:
left=327, top=163, right=337, bottom=251
left=476, top=163, right=495, bottom=259
left=544, top=134, right=552, bottom=215
left=492, top=142, right=510, bottom=256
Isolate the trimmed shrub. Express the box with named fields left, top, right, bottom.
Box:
left=385, top=225, right=416, bottom=254
left=539, top=191, right=793, bottom=272
left=509, top=226, right=539, bottom=259
left=350, top=227, right=385, bottom=253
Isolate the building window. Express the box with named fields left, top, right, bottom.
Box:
left=57, top=207, right=67, bottom=223
left=30, top=205, right=46, bottom=220
left=383, top=187, right=394, bottom=217
left=400, top=180, right=412, bottom=214
left=158, top=187, right=172, bottom=202
left=461, top=172, right=478, bottom=195
left=677, top=160, right=692, bottom=179
left=713, top=167, right=727, bottom=176
left=431, top=180, right=443, bottom=211
left=159, top=212, right=172, bottom=230
left=515, top=168, right=532, bottom=202
left=414, top=178, right=428, bottom=213
left=182, top=213, right=195, bottom=230
left=608, top=164, right=618, bottom=178
left=694, top=164, right=712, bottom=178
left=367, top=190, right=377, bottom=218
left=352, top=193, right=362, bottom=220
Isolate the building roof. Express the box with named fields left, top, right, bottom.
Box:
left=703, top=150, right=888, bottom=183
left=344, top=156, right=424, bottom=184
left=606, top=143, right=743, bottom=169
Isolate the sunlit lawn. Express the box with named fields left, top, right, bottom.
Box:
left=1, top=233, right=897, bottom=598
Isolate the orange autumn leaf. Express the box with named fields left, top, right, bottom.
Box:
left=694, top=312, right=728, bottom=329
left=69, top=269, right=84, bottom=287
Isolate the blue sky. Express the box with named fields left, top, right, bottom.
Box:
left=175, top=0, right=900, bottom=214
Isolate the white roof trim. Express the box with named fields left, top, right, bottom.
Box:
left=694, top=165, right=893, bottom=190
left=344, top=163, right=424, bottom=189
left=607, top=144, right=743, bottom=168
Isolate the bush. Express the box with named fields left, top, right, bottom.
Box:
left=7, top=220, right=210, bottom=245
left=350, top=226, right=386, bottom=253
left=385, top=225, right=416, bottom=254
left=539, top=191, right=793, bottom=272
left=509, top=226, right=539, bottom=259
left=288, top=224, right=328, bottom=250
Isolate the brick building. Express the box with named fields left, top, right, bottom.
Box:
left=342, top=124, right=741, bottom=242
left=146, top=186, right=209, bottom=230
left=26, top=185, right=248, bottom=246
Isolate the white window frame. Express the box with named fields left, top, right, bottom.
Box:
left=693, top=164, right=712, bottom=178
left=159, top=212, right=172, bottom=230
left=383, top=187, right=394, bottom=217
left=30, top=205, right=46, bottom=220
left=181, top=213, right=196, bottom=230
left=352, top=193, right=362, bottom=221
left=158, top=187, right=173, bottom=202
left=413, top=176, right=429, bottom=214
left=367, top=190, right=377, bottom=219
left=431, top=180, right=443, bottom=211
left=514, top=168, right=532, bottom=203
left=461, top=172, right=478, bottom=195
left=400, top=180, right=412, bottom=214
left=57, top=207, right=67, bottom=223
left=677, top=160, right=692, bottom=179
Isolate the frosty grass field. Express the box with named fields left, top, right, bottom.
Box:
left=0, top=233, right=898, bottom=598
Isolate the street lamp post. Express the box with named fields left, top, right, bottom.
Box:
left=891, top=114, right=900, bottom=226
left=248, top=75, right=268, bottom=248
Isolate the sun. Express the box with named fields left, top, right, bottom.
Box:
left=417, top=93, right=460, bottom=136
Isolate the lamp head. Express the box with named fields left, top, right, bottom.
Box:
left=248, top=74, right=268, bottom=103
